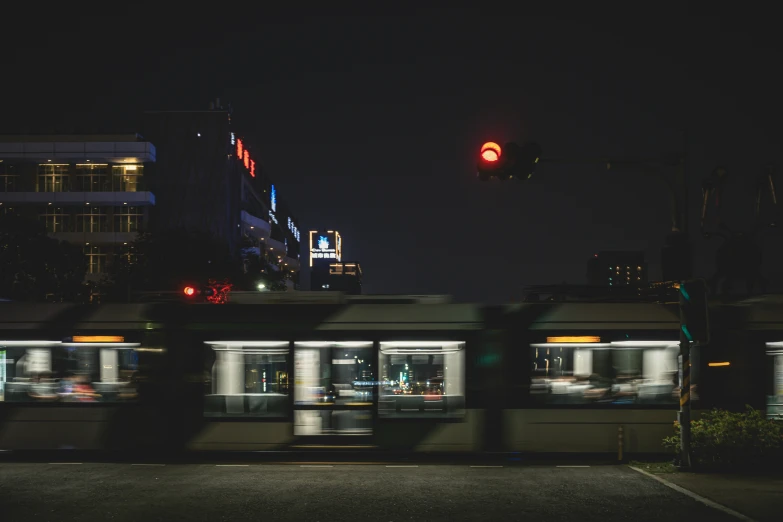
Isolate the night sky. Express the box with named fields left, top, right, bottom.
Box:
left=3, top=9, right=781, bottom=303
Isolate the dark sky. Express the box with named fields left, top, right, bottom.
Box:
left=3, top=8, right=781, bottom=302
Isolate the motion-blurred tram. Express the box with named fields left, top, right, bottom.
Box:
left=0, top=293, right=781, bottom=456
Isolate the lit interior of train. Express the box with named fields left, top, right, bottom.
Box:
left=203, top=340, right=467, bottom=436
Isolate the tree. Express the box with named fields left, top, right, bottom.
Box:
left=0, top=213, right=88, bottom=302
left=101, top=229, right=240, bottom=301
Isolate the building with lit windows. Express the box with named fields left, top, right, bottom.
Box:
left=142, top=102, right=302, bottom=289
left=587, top=251, right=647, bottom=288
left=308, top=230, right=362, bottom=294
left=0, top=134, right=156, bottom=278
left=0, top=103, right=303, bottom=290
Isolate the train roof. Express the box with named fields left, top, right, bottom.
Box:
left=527, top=302, right=680, bottom=330
left=0, top=301, right=484, bottom=333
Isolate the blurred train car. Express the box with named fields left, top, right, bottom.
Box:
left=0, top=294, right=779, bottom=456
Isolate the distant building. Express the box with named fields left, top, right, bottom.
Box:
left=141, top=103, right=301, bottom=288
left=308, top=230, right=362, bottom=294
left=587, top=251, right=647, bottom=288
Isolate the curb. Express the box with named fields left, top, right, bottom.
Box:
left=627, top=465, right=758, bottom=522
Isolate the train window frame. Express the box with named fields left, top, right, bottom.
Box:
left=377, top=341, right=466, bottom=419
left=528, top=338, right=682, bottom=409
left=765, top=342, right=783, bottom=421
left=0, top=339, right=144, bottom=405
left=292, top=341, right=375, bottom=437
left=203, top=341, right=292, bottom=419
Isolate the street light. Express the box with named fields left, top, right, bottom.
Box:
left=257, top=283, right=267, bottom=291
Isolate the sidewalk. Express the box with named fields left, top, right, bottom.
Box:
left=638, top=468, right=783, bottom=522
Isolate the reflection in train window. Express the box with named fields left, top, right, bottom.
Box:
left=765, top=343, right=783, bottom=421
left=293, top=342, right=375, bottom=436
left=0, top=340, right=142, bottom=403
left=530, top=340, right=680, bottom=405
left=378, top=341, right=466, bottom=418
left=204, top=341, right=290, bottom=418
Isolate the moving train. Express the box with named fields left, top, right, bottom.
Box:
left=0, top=292, right=781, bottom=456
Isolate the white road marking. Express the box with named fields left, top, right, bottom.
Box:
left=300, top=465, right=333, bottom=468
left=628, top=466, right=757, bottom=522
left=386, top=465, right=418, bottom=468
left=470, top=465, right=503, bottom=468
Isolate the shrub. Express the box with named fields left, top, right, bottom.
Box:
left=663, top=406, right=782, bottom=470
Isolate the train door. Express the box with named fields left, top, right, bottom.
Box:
left=293, top=342, right=376, bottom=440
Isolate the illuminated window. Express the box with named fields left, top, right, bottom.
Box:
left=204, top=341, right=290, bottom=419
left=118, top=243, right=137, bottom=265
left=37, top=164, right=70, bottom=192
left=530, top=341, right=679, bottom=406
left=114, top=206, right=144, bottom=233
left=39, top=206, right=69, bottom=233
left=75, top=164, right=109, bottom=191
left=0, top=341, right=144, bottom=404
left=84, top=245, right=107, bottom=274
left=378, top=342, right=465, bottom=418
left=76, top=206, right=108, bottom=233
left=111, top=165, right=142, bottom=192
left=293, top=342, right=375, bottom=435
left=0, top=163, right=19, bottom=192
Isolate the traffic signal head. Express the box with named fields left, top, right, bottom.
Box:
left=679, top=279, right=710, bottom=344
left=480, top=142, right=501, bottom=162
left=477, top=141, right=542, bottom=181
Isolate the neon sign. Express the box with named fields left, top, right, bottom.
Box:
left=235, top=138, right=255, bottom=177
left=271, top=185, right=277, bottom=212
left=230, top=132, right=235, bottom=145
left=288, top=217, right=300, bottom=242
left=310, top=230, right=341, bottom=264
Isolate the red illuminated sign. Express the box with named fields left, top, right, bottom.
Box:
left=235, top=137, right=256, bottom=178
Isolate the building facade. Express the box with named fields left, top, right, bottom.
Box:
left=0, top=104, right=303, bottom=290
left=0, top=134, right=156, bottom=278
left=587, top=251, right=647, bottom=288
left=142, top=106, right=302, bottom=290
left=308, top=229, right=362, bottom=294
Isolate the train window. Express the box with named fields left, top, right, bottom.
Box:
left=293, top=342, right=374, bottom=436
left=530, top=340, right=680, bottom=406
left=765, top=343, right=783, bottom=421
left=0, top=340, right=142, bottom=403
left=378, top=341, right=466, bottom=418
left=204, top=341, right=290, bottom=418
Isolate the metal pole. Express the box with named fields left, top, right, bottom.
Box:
left=677, top=135, right=693, bottom=470
left=678, top=330, right=692, bottom=470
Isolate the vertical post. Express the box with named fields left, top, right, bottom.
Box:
left=618, top=425, right=624, bottom=462
left=678, top=330, right=692, bottom=470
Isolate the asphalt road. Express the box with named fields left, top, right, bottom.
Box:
left=0, top=463, right=744, bottom=522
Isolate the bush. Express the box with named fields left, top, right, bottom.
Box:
left=663, top=406, right=782, bottom=470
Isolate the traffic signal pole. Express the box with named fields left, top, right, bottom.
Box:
left=535, top=150, right=694, bottom=469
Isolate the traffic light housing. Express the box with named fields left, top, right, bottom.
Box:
left=478, top=141, right=542, bottom=181
left=679, top=279, right=710, bottom=344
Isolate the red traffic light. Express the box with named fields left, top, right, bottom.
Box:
left=480, top=142, right=501, bottom=162
left=183, top=286, right=196, bottom=296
